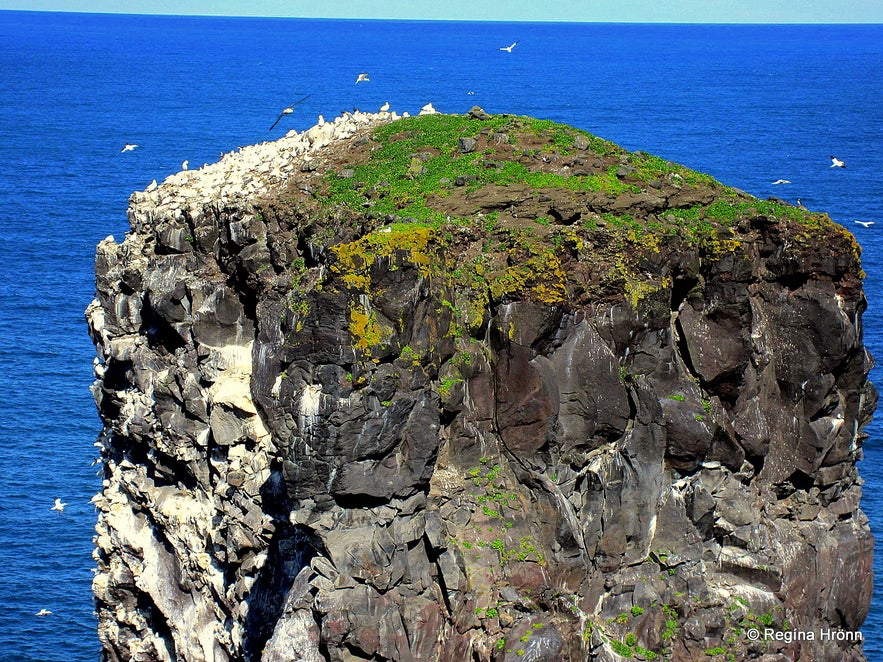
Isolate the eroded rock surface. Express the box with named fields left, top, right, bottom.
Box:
left=88, top=110, right=874, bottom=661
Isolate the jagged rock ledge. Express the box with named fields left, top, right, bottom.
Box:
left=88, top=108, right=875, bottom=661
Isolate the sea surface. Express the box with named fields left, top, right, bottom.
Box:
left=0, top=11, right=881, bottom=661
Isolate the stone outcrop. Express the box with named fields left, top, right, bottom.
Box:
left=87, top=109, right=875, bottom=661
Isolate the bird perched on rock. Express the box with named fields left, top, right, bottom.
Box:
left=356, top=73, right=370, bottom=83
left=379, top=101, right=390, bottom=112
left=269, top=94, right=311, bottom=131
left=51, top=498, right=66, bottom=514
left=121, top=143, right=137, bottom=152
left=419, top=102, right=439, bottom=115
left=830, top=155, right=845, bottom=168
left=181, top=160, right=188, bottom=171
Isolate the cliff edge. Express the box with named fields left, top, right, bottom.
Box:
left=87, top=109, right=875, bottom=661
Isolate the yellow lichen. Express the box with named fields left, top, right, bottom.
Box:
left=330, top=224, right=436, bottom=292
left=624, top=275, right=671, bottom=309
left=628, top=228, right=661, bottom=253
left=348, top=302, right=394, bottom=355
left=488, top=250, right=568, bottom=305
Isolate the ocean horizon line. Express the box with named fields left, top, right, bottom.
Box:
left=1, top=9, right=882, bottom=27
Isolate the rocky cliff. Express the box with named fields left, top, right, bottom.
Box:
left=87, top=108, right=875, bottom=662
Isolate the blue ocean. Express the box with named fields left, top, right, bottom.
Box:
left=0, top=11, right=881, bottom=661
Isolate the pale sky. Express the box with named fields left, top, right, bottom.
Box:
left=1, top=0, right=882, bottom=23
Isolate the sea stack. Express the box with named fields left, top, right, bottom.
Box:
left=87, top=110, right=875, bottom=661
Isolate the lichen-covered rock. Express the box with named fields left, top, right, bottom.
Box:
left=88, top=109, right=874, bottom=661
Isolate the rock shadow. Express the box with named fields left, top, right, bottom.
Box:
left=242, top=469, right=317, bottom=661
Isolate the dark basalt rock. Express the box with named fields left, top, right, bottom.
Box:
left=87, top=110, right=875, bottom=661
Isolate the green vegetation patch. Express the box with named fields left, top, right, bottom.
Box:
left=321, top=113, right=626, bottom=222
left=629, top=151, right=718, bottom=187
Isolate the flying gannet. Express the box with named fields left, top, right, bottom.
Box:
left=121, top=143, right=137, bottom=152
left=269, top=94, right=312, bottom=131
left=499, top=41, right=518, bottom=53
left=51, top=498, right=66, bottom=514
left=36, top=609, right=52, bottom=617
left=855, top=220, right=875, bottom=228
left=830, top=155, right=845, bottom=168
left=771, top=179, right=790, bottom=185
left=356, top=73, right=370, bottom=83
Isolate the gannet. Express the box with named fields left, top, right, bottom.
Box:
left=379, top=101, right=390, bottom=112
left=269, top=94, right=312, bottom=131
left=121, top=143, right=137, bottom=152
left=830, top=155, right=845, bottom=168
left=499, top=41, right=518, bottom=53
left=181, top=160, right=188, bottom=171
left=356, top=73, right=370, bottom=83
left=51, top=498, right=66, bottom=514
left=855, top=220, right=875, bottom=228
left=771, top=179, right=790, bottom=185
left=35, top=609, right=52, bottom=617
left=419, top=102, right=439, bottom=115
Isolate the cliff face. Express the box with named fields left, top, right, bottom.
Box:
left=87, top=109, right=875, bottom=662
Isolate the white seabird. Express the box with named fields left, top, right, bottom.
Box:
left=269, top=94, right=312, bottom=131
left=121, top=143, right=137, bottom=152
left=419, top=102, right=439, bottom=115
left=356, top=73, right=370, bottom=83
left=855, top=220, right=875, bottom=228
left=499, top=41, right=518, bottom=53
left=35, top=609, right=52, bottom=617
left=830, top=155, right=845, bottom=168
left=771, top=179, right=790, bottom=185
left=51, top=498, right=66, bottom=514
left=379, top=101, right=390, bottom=112
left=181, top=160, right=188, bottom=171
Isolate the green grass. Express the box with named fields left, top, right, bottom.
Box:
left=321, top=113, right=626, bottom=222
left=318, top=113, right=839, bottom=252
left=629, top=151, right=719, bottom=187
left=609, top=639, right=634, bottom=657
